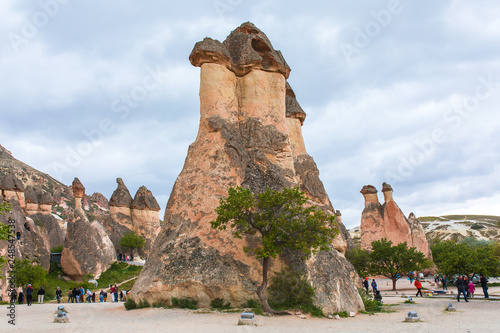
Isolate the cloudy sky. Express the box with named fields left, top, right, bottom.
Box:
left=1, top=0, right=499, bottom=228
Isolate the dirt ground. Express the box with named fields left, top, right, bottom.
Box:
left=1, top=278, right=499, bottom=333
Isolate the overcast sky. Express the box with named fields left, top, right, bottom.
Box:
left=1, top=0, right=499, bottom=228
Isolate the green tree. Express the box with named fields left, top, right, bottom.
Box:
left=120, top=231, right=146, bottom=258
left=211, top=186, right=338, bottom=313
left=431, top=239, right=500, bottom=277
left=345, top=247, right=371, bottom=278
left=13, top=259, right=47, bottom=289
left=0, top=202, right=12, bottom=278
left=369, top=239, right=430, bottom=290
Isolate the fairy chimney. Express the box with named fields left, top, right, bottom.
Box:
left=72, top=178, right=85, bottom=210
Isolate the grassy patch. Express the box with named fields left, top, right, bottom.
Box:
left=210, top=298, right=231, bottom=309
left=334, top=311, right=349, bottom=318
left=97, top=262, right=142, bottom=289
left=242, top=299, right=264, bottom=315
left=171, top=298, right=198, bottom=310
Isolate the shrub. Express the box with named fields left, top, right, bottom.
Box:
left=359, top=289, right=381, bottom=313
left=51, top=245, right=63, bottom=253
left=137, top=299, right=151, bottom=309
left=334, top=311, right=349, bottom=318
left=471, top=223, right=485, bottom=230
left=152, top=299, right=169, bottom=308
left=242, top=299, right=263, bottom=315
left=210, top=298, right=231, bottom=309
left=171, top=297, right=198, bottom=309
left=124, top=298, right=137, bottom=310
left=268, top=268, right=323, bottom=317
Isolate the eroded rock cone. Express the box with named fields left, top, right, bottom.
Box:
left=360, top=183, right=432, bottom=259
left=131, top=22, right=363, bottom=314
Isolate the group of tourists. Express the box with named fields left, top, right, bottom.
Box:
left=9, top=283, right=128, bottom=304
left=117, top=252, right=133, bottom=262
left=9, top=284, right=45, bottom=306
left=362, top=273, right=491, bottom=302
left=454, top=274, right=490, bottom=301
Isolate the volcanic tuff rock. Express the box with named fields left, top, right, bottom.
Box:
left=360, top=183, right=432, bottom=259
left=61, top=178, right=115, bottom=280
left=132, top=22, right=363, bottom=314
left=0, top=196, right=51, bottom=299
left=104, top=179, right=160, bottom=258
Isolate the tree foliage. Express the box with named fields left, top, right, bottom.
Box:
left=120, top=231, right=146, bottom=256
left=345, top=247, right=371, bottom=278
left=0, top=202, right=12, bottom=277
left=367, top=239, right=430, bottom=290
left=431, top=238, right=500, bottom=277
left=211, top=186, right=338, bottom=313
left=13, top=259, right=47, bottom=289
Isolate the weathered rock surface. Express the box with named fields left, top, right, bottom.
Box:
left=105, top=179, right=161, bottom=258
left=360, top=183, right=432, bottom=259
left=61, top=179, right=115, bottom=280
left=0, top=197, right=51, bottom=299
left=132, top=22, right=362, bottom=314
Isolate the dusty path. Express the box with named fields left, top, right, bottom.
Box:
left=2, top=293, right=499, bottom=333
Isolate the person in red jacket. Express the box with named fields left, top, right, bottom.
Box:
left=415, top=278, right=423, bottom=297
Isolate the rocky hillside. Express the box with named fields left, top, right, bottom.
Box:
left=0, top=144, right=110, bottom=222
left=349, top=214, right=500, bottom=246
left=419, top=215, right=500, bottom=242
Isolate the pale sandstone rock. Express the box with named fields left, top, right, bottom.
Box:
left=360, top=183, right=432, bottom=259
left=132, top=22, right=362, bottom=314
left=72, top=178, right=85, bottom=210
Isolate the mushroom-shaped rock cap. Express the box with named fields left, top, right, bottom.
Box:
left=39, top=192, right=54, bottom=205
left=72, top=178, right=85, bottom=198
left=189, top=37, right=232, bottom=69
left=360, top=185, right=377, bottom=195
left=109, top=178, right=133, bottom=208
left=285, top=82, right=306, bottom=125
left=25, top=186, right=38, bottom=204
left=131, top=186, right=160, bottom=211
left=0, top=172, right=25, bottom=192
left=223, top=22, right=291, bottom=78
left=381, top=182, right=393, bottom=192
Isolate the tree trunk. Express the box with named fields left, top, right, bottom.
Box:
left=392, top=277, right=397, bottom=291
left=257, top=257, right=272, bottom=314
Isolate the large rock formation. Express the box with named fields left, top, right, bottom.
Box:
left=103, top=178, right=161, bottom=258
left=360, top=183, right=432, bottom=259
left=132, top=22, right=363, bottom=314
left=60, top=178, right=115, bottom=280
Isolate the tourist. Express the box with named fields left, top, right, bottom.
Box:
left=464, top=276, right=470, bottom=297
left=103, top=290, right=108, bottom=302
left=18, top=288, right=24, bottom=305
left=56, top=287, right=62, bottom=303
left=92, top=291, right=96, bottom=303
left=371, top=279, right=377, bottom=295
left=441, top=275, right=448, bottom=290
left=468, top=280, right=475, bottom=298
left=455, top=275, right=468, bottom=302
left=114, top=284, right=119, bottom=302
left=409, top=271, right=414, bottom=285
left=73, top=287, right=79, bottom=303
left=80, top=287, right=85, bottom=303
left=480, top=274, right=489, bottom=298
left=363, top=278, right=369, bottom=292
left=434, top=275, right=439, bottom=287
left=68, top=288, right=73, bottom=303
left=120, top=290, right=124, bottom=302
left=10, top=288, right=17, bottom=304
left=86, top=289, right=92, bottom=303
left=414, top=278, right=423, bottom=297
left=110, top=285, right=115, bottom=302
left=99, top=290, right=104, bottom=302
left=26, top=284, right=33, bottom=306
left=37, top=286, right=45, bottom=304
